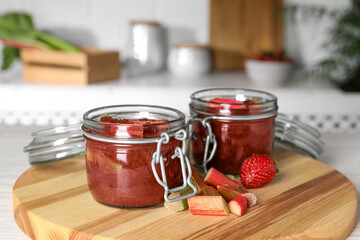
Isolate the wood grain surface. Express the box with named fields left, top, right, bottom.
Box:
left=209, top=0, right=283, bottom=70
left=13, top=150, right=357, bottom=240
left=21, top=48, right=120, bottom=85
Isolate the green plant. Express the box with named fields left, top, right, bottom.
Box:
left=286, top=0, right=360, bottom=92
left=0, top=12, right=79, bottom=70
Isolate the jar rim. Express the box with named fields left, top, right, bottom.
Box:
left=82, top=104, right=185, bottom=140
left=129, top=20, right=160, bottom=26
left=84, top=104, right=184, bottom=123
left=189, top=88, right=278, bottom=118
left=190, top=88, right=278, bottom=104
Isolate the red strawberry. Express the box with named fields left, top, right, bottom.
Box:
left=240, top=154, right=277, bottom=188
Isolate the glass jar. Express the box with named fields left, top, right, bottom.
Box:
left=126, top=20, right=167, bottom=77
left=188, top=88, right=278, bottom=174
left=167, top=43, right=211, bottom=77
left=82, top=105, right=196, bottom=208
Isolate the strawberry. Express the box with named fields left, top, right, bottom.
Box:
left=240, top=154, right=277, bottom=188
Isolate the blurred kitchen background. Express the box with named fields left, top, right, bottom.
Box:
left=0, top=0, right=349, bottom=69
left=3, top=2, right=360, bottom=238
left=0, top=0, right=359, bottom=134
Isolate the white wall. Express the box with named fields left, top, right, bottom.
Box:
left=0, top=0, right=209, bottom=62
left=0, top=0, right=351, bottom=67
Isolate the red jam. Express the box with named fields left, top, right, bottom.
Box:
left=84, top=116, right=183, bottom=208
left=191, top=98, right=275, bottom=174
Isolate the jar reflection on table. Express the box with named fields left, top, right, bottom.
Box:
left=189, top=88, right=278, bottom=174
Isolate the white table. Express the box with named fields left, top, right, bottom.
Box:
left=0, top=125, right=359, bottom=239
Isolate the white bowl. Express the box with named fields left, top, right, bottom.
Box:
left=245, top=59, right=292, bottom=87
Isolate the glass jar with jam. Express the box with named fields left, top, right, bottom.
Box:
left=82, top=105, right=196, bottom=208
left=188, top=88, right=278, bottom=174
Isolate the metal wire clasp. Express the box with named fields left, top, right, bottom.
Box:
left=187, top=116, right=217, bottom=172
left=151, top=129, right=197, bottom=203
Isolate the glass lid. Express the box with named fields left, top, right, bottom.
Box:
left=24, top=124, right=85, bottom=165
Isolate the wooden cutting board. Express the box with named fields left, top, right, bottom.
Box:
left=209, top=0, right=284, bottom=70
left=13, top=150, right=357, bottom=240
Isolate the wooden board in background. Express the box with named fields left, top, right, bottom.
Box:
left=210, top=0, right=284, bottom=70
left=13, top=150, right=357, bottom=239
left=21, top=48, right=120, bottom=85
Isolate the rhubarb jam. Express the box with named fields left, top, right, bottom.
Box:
left=82, top=105, right=185, bottom=208
left=189, top=89, right=277, bottom=174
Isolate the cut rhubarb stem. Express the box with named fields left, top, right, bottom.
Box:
left=207, top=98, right=247, bottom=110
left=217, top=185, right=257, bottom=207
left=164, top=193, right=188, bottom=212
left=226, top=174, right=235, bottom=180
left=199, top=186, right=220, bottom=196
left=164, top=186, right=193, bottom=212
left=188, top=196, right=229, bottom=216
left=204, top=168, right=240, bottom=188
left=191, top=165, right=207, bottom=191
left=229, top=194, right=247, bottom=216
